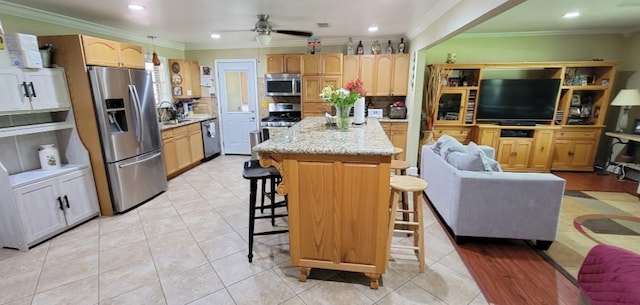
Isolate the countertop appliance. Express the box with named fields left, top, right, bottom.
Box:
left=89, top=66, right=168, bottom=213
left=265, top=73, right=301, bottom=96
left=201, top=118, right=221, bottom=160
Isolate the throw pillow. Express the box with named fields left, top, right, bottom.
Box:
left=467, top=142, right=503, bottom=172
left=437, top=135, right=467, bottom=159
left=445, top=150, right=486, bottom=171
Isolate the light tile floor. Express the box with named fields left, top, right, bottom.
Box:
left=0, top=155, right=488, bottom=305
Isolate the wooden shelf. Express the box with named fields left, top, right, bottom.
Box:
left=562, top=85, right=609, bottom=90
left=10, top=164, right=88, bottom=188
left=0, top=122, right=75, bottom=138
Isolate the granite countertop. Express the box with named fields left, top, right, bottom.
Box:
left=253, top=117, right=395, bottom=156
left=378, top=116, right=409, bottom=123
left=160, top=114, right=216, bottom=131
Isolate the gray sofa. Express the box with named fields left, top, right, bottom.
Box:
left=420, top=144, right=566, bottom=249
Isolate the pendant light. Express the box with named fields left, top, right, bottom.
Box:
left=148, top=35, right=161, bottom=66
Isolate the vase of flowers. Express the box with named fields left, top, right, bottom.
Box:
left=319, top=79, right=365, bottom=130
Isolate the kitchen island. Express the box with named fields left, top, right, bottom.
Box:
left=253, top=117, right=394, bottom=289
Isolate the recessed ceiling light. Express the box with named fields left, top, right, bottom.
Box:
left=368, top=26, right=378, bottom=32
left=563, top=11, right=580, bottom=18
left=210, top=33, right=221, bottom=39
left=128, top=4, right=145, bottom=10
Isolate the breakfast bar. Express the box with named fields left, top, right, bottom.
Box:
left=253, top=117, right=394, bottom=289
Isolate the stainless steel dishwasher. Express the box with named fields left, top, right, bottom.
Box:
left=201, top=118, right=221, bottom=160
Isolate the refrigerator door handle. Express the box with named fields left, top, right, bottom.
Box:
left=118, top=152, right=162, bottom=168
left=128, top=85, right=143, bottom=142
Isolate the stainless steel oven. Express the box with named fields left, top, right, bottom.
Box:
left=265, top=73, right=301, bottom=96
left=261, top=103, right=301, bottom=139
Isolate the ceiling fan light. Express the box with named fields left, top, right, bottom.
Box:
left=256, top=34, right=271, bottom=46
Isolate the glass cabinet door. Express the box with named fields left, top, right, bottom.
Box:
left=436, top=88, right=467, bottom=125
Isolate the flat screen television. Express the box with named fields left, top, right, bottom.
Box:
left=476, top=79, right=561, bottom=123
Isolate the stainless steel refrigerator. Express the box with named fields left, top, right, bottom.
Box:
left=89, top=66, right=167, bottom=213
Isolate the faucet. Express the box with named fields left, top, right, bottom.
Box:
left=157, top=101, right=177, bottom=122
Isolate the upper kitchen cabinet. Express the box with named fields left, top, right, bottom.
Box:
left=266, top=54, right=302, bottom=74
left=0, top=67, right=71, bottom=113
left=341, top=54, right=409, bottom=96
left=81, top=36, right=145, bottom=69
left=168, top=59, right=202, bottom=99
left=301, top=53, right=343, bottom=76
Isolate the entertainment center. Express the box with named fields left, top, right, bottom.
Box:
left=428, top=61, right=617, bottom=172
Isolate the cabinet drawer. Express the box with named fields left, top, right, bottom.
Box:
left=172, top=126, right=189, bottom=136
left=187, top=122, right=201, bottom=133
left=434, top=128, right=470, bottom=138
left=161, top=130, right=173, bottom=139
left=556, top=130, right=597, bottom=139
left=390, top=122, right=407, bottom=131
left=303, top=102, right=332, bottom=116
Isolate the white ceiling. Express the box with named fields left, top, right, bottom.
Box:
left=2, top=0, right=640, bottom=50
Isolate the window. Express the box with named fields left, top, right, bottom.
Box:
left=144, top=55, right=172, bottom=105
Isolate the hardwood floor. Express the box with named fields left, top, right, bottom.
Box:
left=430, top=171, right=638, bottom=305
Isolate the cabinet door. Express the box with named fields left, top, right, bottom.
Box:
left=302, top=76, right=322, bottom=103
left=342, top=55, right=359, bottom=87
left=118, top=43, right=145, bottom=69
left=359, top=56, right=376, bottom=95
left=529, top=130, right=554, bottom=170
left=321, top=54, right=343, bottom=75
left=162, top=137, right=179, bottom=175
left=301, top=55, right=321, bottom=75
left=390, top=123, right=408, bottom=160
left=13, top=179, right=66, bottom=243
left=24, top=69, right=72, bottom=111
left=570, top=140, right=596, bottom=168
left=284, top=54, right=301, bottom=73
left=82, top=36, right=120, bottom=67
left=321, top=76, right=342, bottom=90
left=189, top=60, right=202, bottom=98
left=0, top=67, right=31, bottom=112
left=476, top=128, right=500, bottom=147
left=498, top=139, right=531, bottom=170
left=266, top=54, right=284, bottom=73
left=175, top=134, right=192, bottom=170
left=391, top=54, right=410, bottom=96
left=436, top=88, right=467, bottom=124
left=189, top=128, right=204, bottom=162
left=551, top=140, right=572, bottom=168
left=59, top=169, right=99, bottom=226
left=374, top=55, right=393, bottom=96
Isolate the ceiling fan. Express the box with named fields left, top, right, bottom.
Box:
left=251, top=14, right=313, bottom=46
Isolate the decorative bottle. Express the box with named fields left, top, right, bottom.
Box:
left=39, top=144, right=61, bottom=170
left=347, top=37, right=355, bottom=55
left=371, top=40, right=381, bottom=54
left=398, top=38, right=406, bottom=54
left=385, top=40, right=393, bottom=54
left=356, top=40, right=364, bottom=55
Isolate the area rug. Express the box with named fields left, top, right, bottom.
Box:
left=539, top=191, right=640, bottom=282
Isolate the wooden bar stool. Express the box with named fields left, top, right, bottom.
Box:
left=392, top=147, right=404, bottom=160
left=390, top=159, right=409, bottom=176
left=387, top=175, right=428, bottom=272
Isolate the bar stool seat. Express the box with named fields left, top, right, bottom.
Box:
left=390, top=159, right=410, bottom=176
left=392, top=147, right=404, bottom=160
left=387, top=175, right=428, bottom=272
left=242, top=160, right=288, bottom=262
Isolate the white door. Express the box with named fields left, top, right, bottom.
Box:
left=0, top=67, right=31, bottom=112
left=215, top=60, right=259, bottom=154
left=13, top=178, right=67, bottom=243
left=25, top=68, right=72, bottom=110
left=59, top=169, right=99, bottom=226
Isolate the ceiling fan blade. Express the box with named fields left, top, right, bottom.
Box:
left=272, top=29, right=313, bottom=37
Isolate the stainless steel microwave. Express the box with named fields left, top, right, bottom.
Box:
left=265, top=73, right=301, bottom=96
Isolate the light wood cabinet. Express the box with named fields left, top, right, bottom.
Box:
left=161, top=122, right=204, bottom=177
left=82, top=36, right=144, bottom=68
left=266, top=54, right=302, bottom=74
left=380, top=121, right=408, bottom=160
left=168, top=59, right=202, bottom=99
left=497, top=138, right=532, bottom=170
left=341, top=54, right=409, bottom=96
left=551, top=128, right=599, bottom=171
left=301, top=75, right=342, bottom=118
left=301, top=53, right=343, bottom=76
left=429, top=61, right=617, bottom=172
left=0, top=67, right=71, bottom=113
left=433, top=126, right=473, bottom=144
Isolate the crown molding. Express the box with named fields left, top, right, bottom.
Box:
left=0, top=0, right=185, bottom=50
left=186, top=36, right=404, bottom=51
left=457, top=28, right=639, bottom=39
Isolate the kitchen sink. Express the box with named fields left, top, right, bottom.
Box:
left=163, top=118, right=193, bottom=125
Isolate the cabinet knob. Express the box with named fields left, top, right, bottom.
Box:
left=568, top=151, right=574, bottom=156
left=511, top=152, right=517, bottom=156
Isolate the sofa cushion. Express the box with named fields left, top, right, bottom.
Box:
left=467, top=142, right=503, bottom=172
left=445, top=150, right=486, bottom=171
left=435, top=134, right=467, bottom=159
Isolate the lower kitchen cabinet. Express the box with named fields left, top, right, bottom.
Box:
left=380, top=121, right=408, bottom=160
left=161, top=122, right=204, bottom=177
left=3, top=167, right=99, bottom=251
